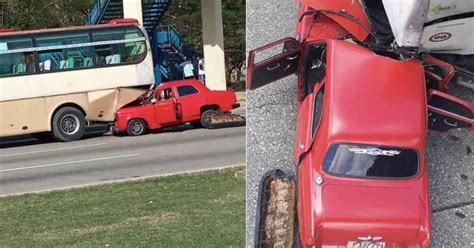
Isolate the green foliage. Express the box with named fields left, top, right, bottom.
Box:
left=2, top=0, right=93, bottom=29
left=162, top=0, right=245, bottom=83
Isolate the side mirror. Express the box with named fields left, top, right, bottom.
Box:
left=150, top=98, right=157, bottom=104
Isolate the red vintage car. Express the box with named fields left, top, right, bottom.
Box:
left=249, top=1, right=473, bottom=246
left=249, top=39, right=433, bottom=247
left=297, top=40, right=431, bottom=247
left=113, top=79, right=240, bottom=136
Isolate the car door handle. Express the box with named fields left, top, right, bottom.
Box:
left=287, top=54, right=298, bottom=60
left=444, top=118, right=458, bottom=127
left=267, top=63, right=280, bottom=71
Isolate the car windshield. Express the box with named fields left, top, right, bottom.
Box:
left=323, top=143, right=419, bottom=179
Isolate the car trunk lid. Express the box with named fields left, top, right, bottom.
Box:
left=318, top=184, right=421, bottom=245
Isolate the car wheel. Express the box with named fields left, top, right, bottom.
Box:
left=127, top=119, right=147, bottom=136
left=51, top=107, right=86, bottom=142
left=200, top=109, right=219, bottom=129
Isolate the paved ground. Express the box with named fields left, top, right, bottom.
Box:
left=246, top=1, right=473, bottom=247
left=0, top=123, right=245, bottom=196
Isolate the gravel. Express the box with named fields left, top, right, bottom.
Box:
left=246, top=0, right=473, bottom=247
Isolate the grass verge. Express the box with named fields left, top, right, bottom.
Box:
left=0, top=167, right=245, bottom=247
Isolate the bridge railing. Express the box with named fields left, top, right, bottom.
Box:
left=87, top=0, right=110, bottom=24
left=155, top=25, right=183, bottom=50
left=155, top=25, right=198, bottom=59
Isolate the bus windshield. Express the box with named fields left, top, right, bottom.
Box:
left=323, top=143, right=419, bottom=179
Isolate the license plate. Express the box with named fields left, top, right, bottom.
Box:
left=347, top=241, right=386, bottom=248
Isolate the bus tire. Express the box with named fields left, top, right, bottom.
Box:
left=127, top=119, right=147, bottom=136
left=51, top=107, right=86, bottom=142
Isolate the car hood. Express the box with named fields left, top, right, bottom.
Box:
left=317, top=184, right=422, bottom=245
left=116, top=104, right=149, bottom=116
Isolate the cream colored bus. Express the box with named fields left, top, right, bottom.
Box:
left=0, top=19, right=154, bottom=141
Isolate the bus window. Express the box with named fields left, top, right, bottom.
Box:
left=93, top=41, right=146, bottom=66
left=64, top=47, right=92, bottom=69
left=38, top=50, right=63, bottom=71
left=36, top=32, right=90, bottom=47
left=92, top=27, right=143, bottom=42
left=0, top=52, right=36, bottom=76
left=0, top=37, right=33, bottom=50
left=0, top=37, right=34, bottom=76
left=36, top=33, right=91, bottom=71
left=92, top=27, right=146, bottom=66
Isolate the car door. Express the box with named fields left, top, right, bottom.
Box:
left=175, top=84, right=202, bottom=120
left=154, top=87, right=179, bottom=125
left=294, top=82, right=324, bottom=162
left=427, top=89, right=473, bottom=131
left=247, top=37, right=303, bottom=90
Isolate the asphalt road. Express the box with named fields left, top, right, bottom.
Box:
left=0, top=124, right=245, bottom=196
left=246, top=1, right=473, bottom=247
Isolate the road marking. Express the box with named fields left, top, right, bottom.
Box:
left=0, top=143, right=107, bottom=157
left=0, top=154, right=140, bottom=173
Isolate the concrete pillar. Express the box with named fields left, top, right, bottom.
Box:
left=123, top=0, right=143, bottom=25
left=200, top=0, right=227, bottom=90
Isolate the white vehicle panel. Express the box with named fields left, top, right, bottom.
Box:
left=426, top=0, right=474, bottom=22
left=382, top=0, right=430, bottom=47
left=420, top=17, right=474, bottom=54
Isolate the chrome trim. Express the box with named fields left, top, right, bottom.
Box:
left=0, top=37, right=146, bottom=55
left=357, top=236, right=383, bottom=241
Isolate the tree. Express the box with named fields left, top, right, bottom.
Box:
left=2, top=0, right=93, bottom=30
left=162, top=0, right=245, bottom=84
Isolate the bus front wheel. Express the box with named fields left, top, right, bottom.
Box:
left=52, top=107, right=86, bottom=142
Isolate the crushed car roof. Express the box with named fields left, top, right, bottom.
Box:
left=323, top=39, right=427, bottom=148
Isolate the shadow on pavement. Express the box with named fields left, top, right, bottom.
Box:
left=0, top=125, right=109, bottom=149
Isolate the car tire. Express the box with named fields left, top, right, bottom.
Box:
left=127, top=119, right=147, bottom=136
left=200, top=109, right=219, bottom=129
left=51, top=107, right=86, bottom=142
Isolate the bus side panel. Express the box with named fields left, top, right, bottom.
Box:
left=87, top=88, right=147, bottom=122
left=0, top=98, right=48, bottom=136
left=87, top=89, right=119, bottom=122
left=137, top=53, right=155, bottom=86
left=44, top=94, right=90, bottom=130
left=0, top=63, right=154, bottom=102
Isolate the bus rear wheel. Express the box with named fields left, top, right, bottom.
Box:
left=52, top=107, right=86, bottom=142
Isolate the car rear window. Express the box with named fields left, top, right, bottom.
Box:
left=323, top=143, right=419, bottom=179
